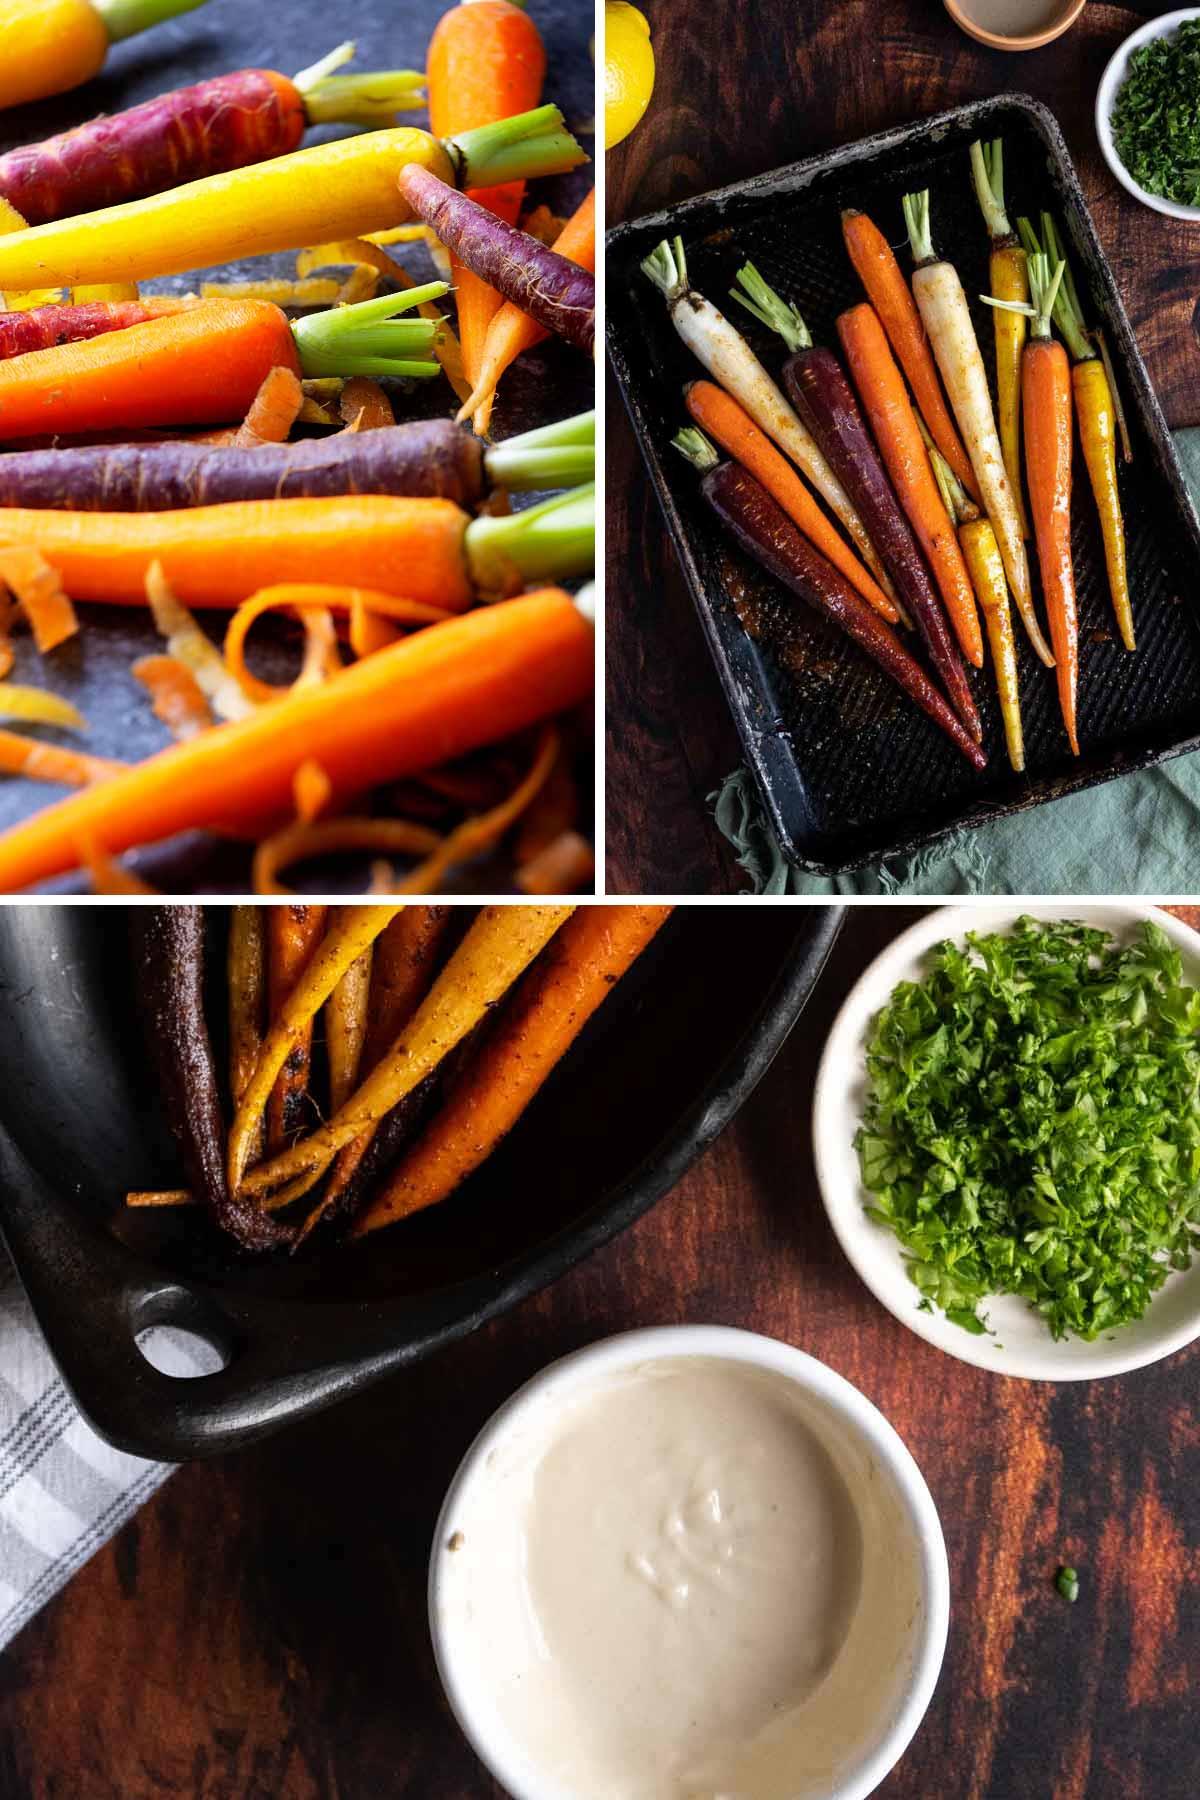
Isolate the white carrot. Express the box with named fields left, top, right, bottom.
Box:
left=902, top=191, right=1053, bottom=669
left=640, top=235, right=895, bottom=600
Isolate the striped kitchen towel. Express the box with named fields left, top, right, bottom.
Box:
left=0, top=1255, right=218, bottom=1652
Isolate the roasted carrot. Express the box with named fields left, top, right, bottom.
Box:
left=461, top=187, right=595, bottom=433
left=516, top=828, right=595, bottom=894
left=0, top=0, right=207, bottom=112
left=0, top=484, right=594, bottom=609
left=684, top=378, right=898, bottom=624
left=0, top=589, right=594, bottom=892
left=841, top=206, right=979, bottom=504
left=0, top=53, right=424, bottom=227
left=265, top=904, right=327, bottom=1153
left=970, top=140, right=1030, bottom=539
left=326, top=924, right=375, bottom=1112
left=239, top=905, right=574, bottom=1201
left=428, top=0, right=546, bottom=388
left=836, top=303, right=983, bottom=665
left=398, top=167, right=595, bottom=355
left=0, top=107, right=585, bottom=291
left=0, top=295, right=192, bottom=359
left=353, top=905, right=671, bottom=1236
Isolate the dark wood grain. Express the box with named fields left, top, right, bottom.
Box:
left=2, top=906, right=1198, bottom=1798
left=604, top=0, right=1200, bottom=895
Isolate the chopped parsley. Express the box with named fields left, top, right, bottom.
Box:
left=854, top=918, right=1200, bottom=1341
left=1056, top=1565, right=1080, bottom=1603
left=1111, top=20, right=1200, bottom=208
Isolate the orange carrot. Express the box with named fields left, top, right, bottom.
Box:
left=0, top=727, right=124, bottom=785
left=131, top=653, right=214, bottom=740
left=232, top=364, right=304, bottom=446
left=0, top=588, right=594, bottom=892
left=836, top=303, right=983, bottom=667
left=841, top=208, right=979, bottom=504
left=0, top=544, right=78, bottom=650
left=684, top=378, right=898, bottom=623
left=338, top=376, right=394, bottom=431
left=516, top=827, right=594, bottom=893
left=427, top=0, right=546, bottom=387
left=461, top=188, right=595, bottom=434
left=352, top=904, right=673, bottom=1236
left=0, top=298, right=299, bottom=438
left=1020, top=257, right=1078, bottom=754
left=266, top=903, right=327, bottom=1151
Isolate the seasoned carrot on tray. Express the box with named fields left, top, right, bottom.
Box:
left=672, top=428, right=986, bottom=771
left=265, top=904, right=327, bottom=1153
left=683, top=378, right=898, bottom=623
left=970, top=140, right=1030, bottom=539
left=0, top=0, right=207, bottom=112
left=354, top=905, right=673, bottom=1237
left=0, top=411, right=595, bottom=510
left=641, top=236, right=895, bottom=602
left=428, top=0, right=546, bottom=387
left=0, top=589, right=595, bottom=893
left=901, top=189, right=1051, bottom=670
left=734, top=264, right=979, bottom=739
left=0, top=106, right=586, bottom=291
left=0, top=483, right=594, bottom=608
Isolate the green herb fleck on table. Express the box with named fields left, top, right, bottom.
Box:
left=1111, top=20, right=1200, bottom=208
left=1056, top=1565, right=1080, bottom=1603
left=854, top=918, right=1200, bottom=1341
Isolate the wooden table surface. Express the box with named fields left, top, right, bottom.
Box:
left=605, top=0, right=1200, bottom=896
left=4, top=903, right=1199, bottom=1799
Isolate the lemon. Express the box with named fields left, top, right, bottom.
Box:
left=605, top=2, right=655, bottom=150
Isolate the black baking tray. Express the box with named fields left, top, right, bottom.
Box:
left=0, top=903, right=842, bottom=1459
left=606, top=94, right=1200, bottom=873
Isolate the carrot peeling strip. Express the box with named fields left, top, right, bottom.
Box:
left=253, top=815, right=442, bottom=896
left=132, top=654, right=214, bottom=741
left=293, top=758, right=333, bottom=822
left=0, top=727, right=124, bottom=786
left=200, top=277, right=343, bottom=306
left=146, top=561, right=255, bottom=723
left=516, top=828, right=594, bottom=894
left=390, top=725, right=558, bottom=893
left=0, top=546, right=78, bottom=652
left=225, top=582, right=448, bottom=702
left=0, top=684, right=84, bottom=729
left=78, top=833, right=156, bottom=894
left=233, top=366, right=304, bottom=447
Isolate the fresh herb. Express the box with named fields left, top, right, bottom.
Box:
left=1056, top=1565, right=1080, bottom=1603
left=854, top=918, right=1200, bottom=1341
left=1111, top=20, right=1200, bottom=208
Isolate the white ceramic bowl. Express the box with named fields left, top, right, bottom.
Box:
left=1096, top=9, right=1200, bottom=222
left=429, top=1325, right=950, bottom=1800
left=813, top=903, right=1200, bottom=1381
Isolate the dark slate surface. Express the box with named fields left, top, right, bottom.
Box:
left=0, top=0, right=594, bottom=890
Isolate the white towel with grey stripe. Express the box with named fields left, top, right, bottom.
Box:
left=0, top=1255, right=217, bottom=1651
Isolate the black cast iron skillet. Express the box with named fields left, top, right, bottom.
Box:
left=0, top=905, right=842, bottom=1460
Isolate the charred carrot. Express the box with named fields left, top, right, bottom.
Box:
left=1021, top=214, right=1133, bottom=652
left=460, top=187, right=595, bottom=433
left=674, top=431, right=986, bottom=770
left=836, top=302, right=983, bottom=665
left=0, top=589, right=594, bottom=892
left=970, top=140, right=1030, bottom=539
left=398, top=166, right=595, bottom=356
left=684, top=377, right=898, bottom=623
left=841, top=206, right=979, bottom=503
left=265, top=904, right=327, bottom=1152
left=353, top=905, right=672, bottom=1237
left=0, top=107, right=585, bottom=291
left=0, top=295, right=191, bottom=358
left=0, top=49, right=423, bottom=228
left=428, top=0, right=546, bottom=388
left=0, top=0, right=206, bottom=112
left=0, top=483, right=594, bottom=608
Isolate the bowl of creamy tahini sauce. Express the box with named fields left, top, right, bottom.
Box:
left=429, top=1325, right=949, bottom=1800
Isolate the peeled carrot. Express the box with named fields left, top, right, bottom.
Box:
left=836, top=303, right=983, bottom=666
left=0, top=589, right=594, bottom=892
left=0, top=299, right=299, bottom=439
left=461, top=188, right=595, bottom=433
left=0, top=0, right=207, bottom=112
left=684, top=378, right=898, bottom=624
left=0, top=295, right=191, bottom=359
left=428, top=0, right=546, bottom=388
left=841, top=207, right=979, bottom=504
left=353, top=905, right=672, bottom=1236
left=266, top=904, right=327, bottom=1152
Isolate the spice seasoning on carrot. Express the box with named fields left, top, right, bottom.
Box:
left=970, top=140, right=1030, bottom=540
left=265, top=904, right=328, bottom=1154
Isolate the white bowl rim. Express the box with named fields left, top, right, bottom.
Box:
left=428, top=1323, right=951, bottom=1800
left=813, top=902, right=1200, bottom=1382
left=1096, top=8, right=1200, bottom=221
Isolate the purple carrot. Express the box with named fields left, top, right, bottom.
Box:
left=675, top=436, right=986, bottom=770
left=397, top=164, right=595, bottom=356
left=0, top=299, right=187, bottom=359
left=732, top=262, right=981, bottom=742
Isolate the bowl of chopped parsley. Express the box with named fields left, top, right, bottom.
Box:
left=1097, top=9, right=1200, bottom=221
left=813, top=906, right=1200, bottom=1379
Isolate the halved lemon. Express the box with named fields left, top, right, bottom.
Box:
left=605, top=3, right=655, bottom=150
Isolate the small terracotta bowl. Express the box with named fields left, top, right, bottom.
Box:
left=943, top=0, right=1085, bottom=52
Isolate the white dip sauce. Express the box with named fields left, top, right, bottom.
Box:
left=441, top=1357, right=925, bottom=1799
left=955, top=0, right=1066, bottom=35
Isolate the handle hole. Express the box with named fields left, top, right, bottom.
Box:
left=132, top=1285, right=234, bottom=1378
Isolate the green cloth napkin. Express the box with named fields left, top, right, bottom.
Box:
left=711, top=428, right=1200, bottom=895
